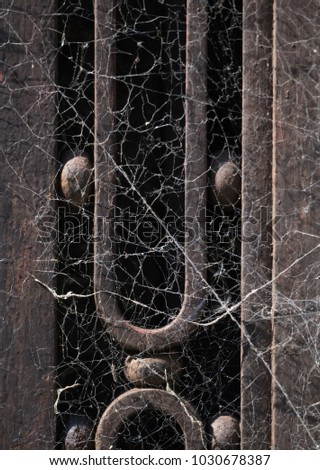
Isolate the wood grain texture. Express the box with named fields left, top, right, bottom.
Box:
left=241, top=0, right=273, bottom=449
left=0, top=1, right=57, bottom=449
left=272, top=0, right=320, bottom=449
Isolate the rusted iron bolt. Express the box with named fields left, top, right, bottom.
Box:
left=65, top=416, right=94, bottom=450
left=214, top=161, right=241, bottom=208
left=60, top=155, right=93, bottom=206
left=124, top=354, right=183, bottom=388
left=209, top=415, right=240, bottom=450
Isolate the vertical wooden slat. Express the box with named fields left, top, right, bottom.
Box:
left=241, top=0, right=273, bottom=449
left=272, top=0, right=320, bottom=449
left=0, top=2, right=57, bottom=449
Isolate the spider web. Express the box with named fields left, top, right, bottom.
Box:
left=54, top=0, right=241, bottom=450
left=2, top=0, right=318, bottom=452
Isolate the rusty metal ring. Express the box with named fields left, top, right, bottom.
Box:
left=95, top=388, right=206, bottom=449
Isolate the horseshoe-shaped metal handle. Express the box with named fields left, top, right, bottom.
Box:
left=94, top=0, right=208, bottom=351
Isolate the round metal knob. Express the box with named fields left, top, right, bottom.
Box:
left=215, top=161, right=241, bottom=208
left=124, top=354, right=183, bottom=387
left=65, top=416, right=94, bottom=450
left=209, top=415, right=240, bottom=450
left=61, top=155, right=93, bottom=206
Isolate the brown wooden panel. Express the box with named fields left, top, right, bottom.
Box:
left=272, top=0, right=320, bottom=449
left=0, top=2, right=57, bottom=449
left=241, top=0, right=273, bottom=449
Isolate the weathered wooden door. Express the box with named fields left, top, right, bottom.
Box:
left=1, top=0, right=320, bottom=450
